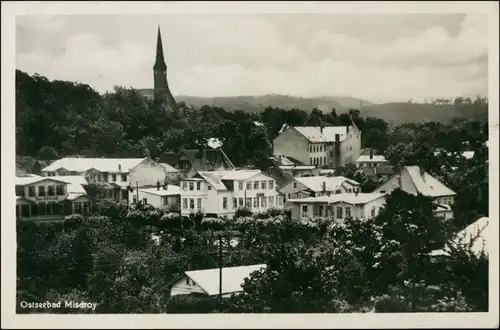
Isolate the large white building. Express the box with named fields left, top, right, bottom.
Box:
left=41, top=157, right=166, bottom=202
left=180, top=170, right=284, bottom=218
left=288, top=193, right=386, bottom=221
left=273, top=124, right=362, bottom=168
left=15, top=175, right=91, bottom=221
left=279, top=176, right=360, bottom=202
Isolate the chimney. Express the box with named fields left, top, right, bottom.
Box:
left=369, top=149, right=374, bottom=160
left=157, top=180, right=160, bottom=191
left=334, top=134, right=341, bottom=169
left=322, top=181, right=326, bottom=192
left=419, top=167, right=426, bottom=183
left=320, top=124, right=324, bottom=134
left=355, top=189, right=359, bottom=196
left=118, top=164, right=122, bottom=173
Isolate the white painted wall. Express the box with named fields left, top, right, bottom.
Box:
left=130, top=158, right=166, bottom=187
left=273, top=128, right=310, bottom=165
left=181, top=172, right=282, bottom=217
left=170, top=276, right=206, bottom=296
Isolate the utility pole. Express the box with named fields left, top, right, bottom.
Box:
left=218, top=233, right=223, bottom=312
left=136, top=181, right=139, bottom=203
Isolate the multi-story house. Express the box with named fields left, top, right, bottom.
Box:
left=180, top=170, right=284, bottom=218
left=159, top=148, right=235, bottom=179
left=288, top=193, right=386, bottom=221
left=15, top=175, right=91, bottom=221
left=373, top=165, right=456, bottom=219
left=41, top=157, right=166, bottom=203
left=279, top=176, right=361, bottom=202
left=128, top=185, right=181, bottom=210
left=355, top=151, right=388, bottom=168
left=273, top=123, right=362, bottom=169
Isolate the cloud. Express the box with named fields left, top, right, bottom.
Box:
left=16, top=14, right=488, bottom=103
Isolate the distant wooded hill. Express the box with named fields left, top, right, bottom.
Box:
left=176, top=95, right=488, bottom=124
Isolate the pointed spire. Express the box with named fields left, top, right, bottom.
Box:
left=154, top=25, right=166, bottom=70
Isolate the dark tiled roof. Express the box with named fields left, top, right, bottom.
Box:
left=285, top=156, right=306, bottom=166
left=357, top=165, right=394, bottom=177
left=158, top=152, right=180, bottom=166
left=376, top=165, right=394, bottom=175
left=16, top=156, right=37, bottom=170
left=182, top=149, right=235, bottom=172
left=264, top=165, right=293, bottom=188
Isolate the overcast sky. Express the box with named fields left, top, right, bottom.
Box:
left=16, top=13, right=488, bottom=103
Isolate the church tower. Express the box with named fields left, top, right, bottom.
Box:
left=153, top=26, right=176, bottom=107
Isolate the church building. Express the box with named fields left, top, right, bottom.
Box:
left=137, top=26, right=176, bottom=108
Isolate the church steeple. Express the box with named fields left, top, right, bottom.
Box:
left=154, top=26, right=166, bottom=70
left=153, top=25, right=176, bottom=108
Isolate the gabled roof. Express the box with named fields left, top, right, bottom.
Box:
left=181, top=149, right=235, bottom=172
left=16, top=155, right=37, bottom=169
left=288, top=193, right=385, bottom=205
left=356, top=155, right=387, bottom=163
left=185, top=264, right=267, bottom=296
left=293, top=126, right=349, bottom=143
left=431, top=217, right=489, bottom=256
left=294, top=176, right=360, bottom=192
left=357, top=165, right=394, bottom=177
left=197, top=170, right=263, bottom=190
left=159, top=163, right=179, bottom=173
left=42, top=157, right=147, bottom=173
left=158, top=152, right=180, bottom=165
left=51, top=175, right=88, bottom=194
left=405, top=166, right=456, bottom=197
left=138, top=185, right=181, bottom=196
left=15, top=176, right=69, bottom=186
left=271, top=155, right=306, bottom=166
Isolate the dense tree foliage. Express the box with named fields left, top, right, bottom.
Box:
left=17, top=190, right=488, bottom=313
left=16, top=70, right=488, bottom=169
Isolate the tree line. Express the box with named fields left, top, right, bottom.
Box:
left=17, top=190, right=487, bottom=313
left=16, top=70, right=488, bottom=169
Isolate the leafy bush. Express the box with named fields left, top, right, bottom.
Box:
left=234, top=208, right=252, bottom=218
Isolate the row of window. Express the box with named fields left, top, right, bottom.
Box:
left=310, top=157, right=327, bottom=166
left=18, top=185, right=66, bottom=198
left=302, top=205, right=378, bottom=219
left=182, top=196, right=281, bottom=211
left=437, top=197, right=454, bottom=206
left=182, top=181, right=202, bottom=191
left=243, top=180, right=274, bottom=191
left=16, top=200, right=90, bottom=218
left=287, top=187, right=359, bottom=200
left=182, top=180, right=276, bottom=191
left=89, top=173, right=128, bottom=183
left=46, top=171, right=79, bottom=177
left=309, top=144, right=327, bottom=153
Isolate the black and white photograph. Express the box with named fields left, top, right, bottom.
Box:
left=1, top=1, right=499, bottom=328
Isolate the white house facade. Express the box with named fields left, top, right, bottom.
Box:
left=41, top=157, right=166, bottom=203
left=288, top=193, right=387, bottom=221
left=15, top=175, right=91, bottom=221
left=279, top=176, right=361, bottom=202
left=356, top=154, right=388, bottom=168
left=180, top=170, right=284, bottom=217
left=128, top=185, right=181, bottom=210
